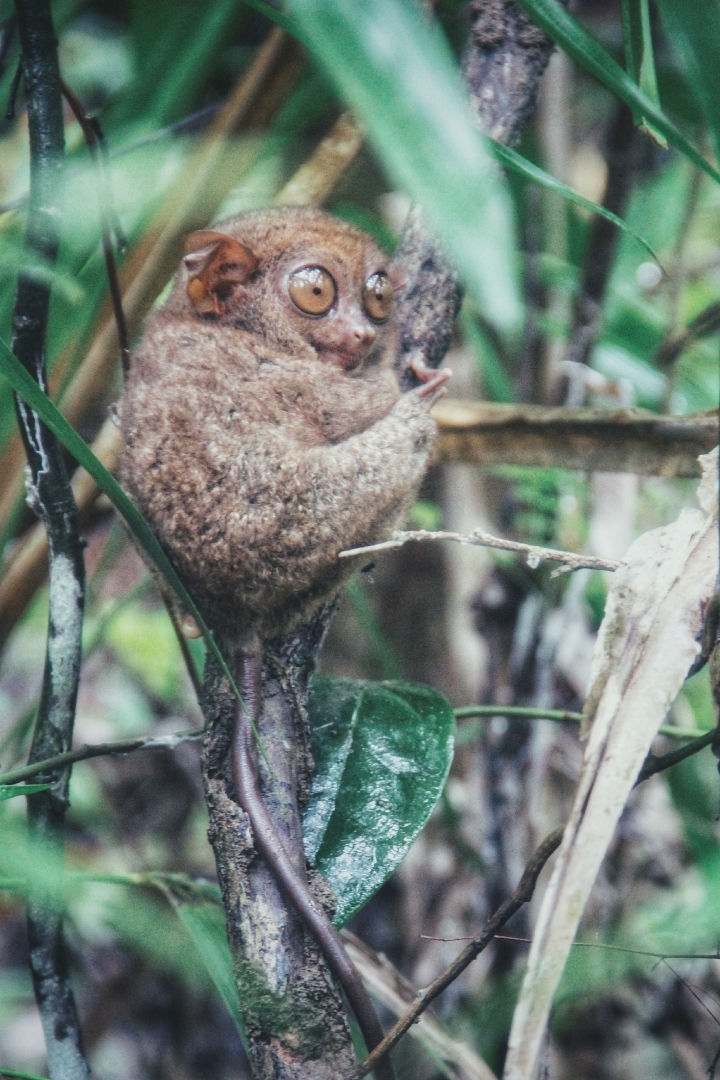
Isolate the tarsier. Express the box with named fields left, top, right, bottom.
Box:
left=121, top=207, right=449, bottom=1071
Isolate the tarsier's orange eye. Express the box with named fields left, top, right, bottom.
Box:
left=288, top=266, right=336, bottom=315
left=363, top=272, right=394, bottom=322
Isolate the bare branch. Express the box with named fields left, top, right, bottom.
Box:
left=341, top=930, right=497, bottom=1080
left=10, top=0, right=90, bottom=1075
left=272, top=111, right=363, bottom=208
left=433, top=399, right=718, bottom=477
left=0, top=730, right=201, bottom=788
left=352, top=827, right=564, bottom=1080
left=340, top=528, right=620, bottom=573
left=463, top=0, right=557, bottom=148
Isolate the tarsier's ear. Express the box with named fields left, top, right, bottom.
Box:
left=182, top=230, right=258, bottom=316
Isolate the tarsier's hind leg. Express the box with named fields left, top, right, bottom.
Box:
left=231, top=646, right=394, bottom=1080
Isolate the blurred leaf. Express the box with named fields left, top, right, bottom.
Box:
left=491, top=140, right=659, bottom=260
left=514, top=0, right=720, bottom=184
left=304, top=677, right=455, bottom=926
left=656, top=0, right=720, bottom=161
left=0, top=785, right=51, bottom=802
left=171, top=898, right=246, bottom=1041
left=104, top=604, right=184, bottom=701
left=240, top=0, right=297, bottom=35
left=0, top=1070, right=50, bottom=1080
left=0, top=336, right=243, bottom=712
left=408, top=500, right=442, bottom=532
left=285, top=0, right=522, bottom=332
left=591, top=344, right=667, bottom=408
left=620, top=0, right=666, bottom=145
left=344, top=578, right=401, bottom=681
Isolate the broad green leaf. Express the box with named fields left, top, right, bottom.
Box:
left=0, top=337, right=238, bottom=714
left=284, top=0, right=522, bottom=332
left=0, top=785, right=51, bottom=802
left=490, top=140, right=659, bottom=261
left=655, top=0, right=720, bottom=163
left=304, top=677, right=455, bottom=926
left=514, top=0, right=720, bottom=185
left=620, top=0, right=666, bottom=145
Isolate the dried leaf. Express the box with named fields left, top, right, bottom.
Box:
left=503, top=448, right=719, bottom=1080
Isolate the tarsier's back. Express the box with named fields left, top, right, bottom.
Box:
left=121, top=207, right=445, bottom=643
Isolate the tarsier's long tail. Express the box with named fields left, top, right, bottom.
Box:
left=232, top=649, right=394, bottom=1080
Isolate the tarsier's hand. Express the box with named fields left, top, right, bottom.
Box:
left=408, top=354, right=451, bottom=404
left=413, top=367, right=451, bottom=404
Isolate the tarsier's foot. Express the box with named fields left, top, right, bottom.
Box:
left=413, top=366, right=451, bottom=404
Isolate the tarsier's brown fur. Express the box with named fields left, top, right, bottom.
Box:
left=121, top=207, right=443, bottom=643
left=121, top=208, right=447, bottom=1079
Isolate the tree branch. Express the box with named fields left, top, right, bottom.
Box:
left=340, top=528, right=620, bottom=573
left=352, top=827, right=564, bottom=1080
left=432, top=399, right=718, bottom=476
left=10, top=1, right=90, bottom=1077
left=0, top=730, right=201, bottom=787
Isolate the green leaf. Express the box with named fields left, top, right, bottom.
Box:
left=304, top=677, right=455, bottom=926
left=655, top=0, right=720, bottom=162
left=490, top=140, right=659, bottom=261
left=240, top=0, right=298, bottom=35
left=0, top=337, right=240, bottom=718
left=171, top=899, right=246, bottom=1042
left=0, top=785, right=51, bottom=802
left=514, top=0, right=720, bottom=184
left=284, top=0, right=522, bottom=332
left=0, top=1069, right=50, bottom=1080
left=620, top=0, right=667, bottom=145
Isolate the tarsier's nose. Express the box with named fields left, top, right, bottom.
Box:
left=353, top=323, right=376, bottom=345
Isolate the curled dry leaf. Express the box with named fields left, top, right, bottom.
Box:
left=503, top=447, right=719, bottom=1080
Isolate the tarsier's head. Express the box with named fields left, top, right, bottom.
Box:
left=178, top=207, right=403, bottom=373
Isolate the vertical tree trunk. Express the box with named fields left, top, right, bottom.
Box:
left=202, top=610, right=356, bottom=1080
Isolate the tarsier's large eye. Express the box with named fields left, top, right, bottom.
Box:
left=288, top=266, right=336, bottom=315
left=363, top=272, right=394, bottom=322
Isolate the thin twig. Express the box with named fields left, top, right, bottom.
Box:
left=351, top=827, right=564, bottom=1080
left=0, top=730, right=201, bottom=787
left=425, top=933, right=720, bottom=962
left=636, top=729, right=716, bottom=784
left=10, top=1, right=90, bottom=1077
left=340, top=528, right=620, bottom=574
left=454, top=704, right=708, bottom=741
left=60, top=77, right=130, bottom=373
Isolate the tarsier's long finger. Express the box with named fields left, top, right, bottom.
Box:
left=414, top=367, right=451, bottom=403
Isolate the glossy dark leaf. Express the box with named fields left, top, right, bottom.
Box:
left=304, top=677, right=455, bottom=926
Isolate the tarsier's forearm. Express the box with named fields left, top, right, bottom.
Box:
left=231, top=649, right=394, bottom=1080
